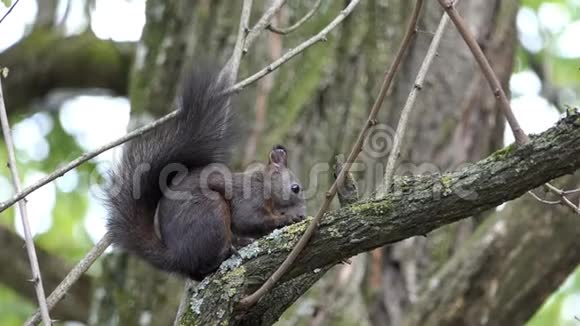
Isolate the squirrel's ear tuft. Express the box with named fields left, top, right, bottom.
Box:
left=268, top=145, right=288, bottom=167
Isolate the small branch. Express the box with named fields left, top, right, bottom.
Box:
left=25, top=233, right=112, bottom=326
left=222, top=0, right=253, bottom=85
left=544, top=183, right=580, bottom=214
left=0, top=0, right=21, bottom=25
left=436, top=0, right=527, bottom=145
left=382, top=5, right=452, bottom=194
left=267, top=0, right=322, bottom=35
left=0, top=226, right=92, bottom=322
left=563, top=187, right=580, bottom=196
left=0, top=111, right=177, bottom=213
left=227, top=0, right=362, bottom=95
left=0, top=75, right=52, bottom=325
left=527, top=191, right=560, bottom=205
left=243, top=0, right=287, bottom=52
left=238, top=0, right=422, bottom=309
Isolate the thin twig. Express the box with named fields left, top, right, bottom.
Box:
left=244, top=0, right=287, bottom=53
left=437, top=0, right=528, bottom=145
left=544, top=183, right=580, bottom=214
left=0, top=76, right=52, bottom=325
left=436, top=0, right=579, bottom=215
left=527, top=191, right=560, bottom=205
left=267, top=0, right=322, bottom=35
left=0, top=0, right=21, bottom=25
left=25, top=233, right=112, bottom=326
left=0, top=0, right=360, bottom=214
left=382, top=6, right=452, bottom=194
left=239, top=0, right=423, bottom=309
left=222, top=0, right=253, bottom=85
left=563, top=187, right=580, bottom=196
left=228, top=0, right=361, bottom=95
left=0, top=111, right=178, bottom=213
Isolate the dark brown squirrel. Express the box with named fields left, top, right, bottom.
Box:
left=105, top=67, right=306, bottom=281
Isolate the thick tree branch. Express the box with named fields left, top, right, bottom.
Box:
left=0, top=226, right=91, bottom=322
left=178, top=113, right=580, bottom=325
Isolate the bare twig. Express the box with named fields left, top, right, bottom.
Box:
left=243, top=20, right=282, bottom=164
left=25, top=233, right=112, bottom=325
left=267, top=0, right=322, bottom=35
left=0, top=76, right=52, bottom=325
left=527, top=191, right=560, bottom=205
left=0, top=0, right=21, bottom=25
left=0, top=0, right=359, bottom=215
left=244, top=0, right=287, bottom=52
left=436, top=0, right=579, bottom=215
left=437, top=0, right=528, bottom=145
left=563, top=187, right=580, bottom=196
left=239, top=0, right=423, bottom=309
left=0, top=111, right=178, bottom=213
left=222, top=0, right=253, bottom=85
left=228, top=0, right=361, bottom=95
left=544, top=183, right=580, bottom=214
left=382, top=6, right=452, bottom=194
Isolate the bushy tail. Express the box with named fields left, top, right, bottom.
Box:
left=105, top=67, right=236, bottom=271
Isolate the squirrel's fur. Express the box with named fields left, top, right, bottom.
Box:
left=106, top=67, right=306, bottom=280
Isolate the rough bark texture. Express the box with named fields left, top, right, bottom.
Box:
left=178, top=113, right=580, bottom=325
left=0, top=226, right=91, bottom=322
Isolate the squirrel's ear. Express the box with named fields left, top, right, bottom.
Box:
left=268, top=145, right=287, bottom=167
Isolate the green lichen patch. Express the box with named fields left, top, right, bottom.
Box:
left=488, top=143, right=516, bottom=161
left=350, top=199, right=392, bottom=217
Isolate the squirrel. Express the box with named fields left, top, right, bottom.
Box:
left=105, top=67, right=306, bottom=281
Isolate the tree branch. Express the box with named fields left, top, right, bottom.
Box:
left=1, top=73, right=52, bottom=325
left=25, top=233, right=111, bottom=326
left=383, top=4, right=451, bottom=194
left=243, top=0, right=286, bottom=52
left=179, top=113, right=580, bottom=325
left=267, top=0, right=322, bottom=35
left=0, top=226, right=91, bottom=322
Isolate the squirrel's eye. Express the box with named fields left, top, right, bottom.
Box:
left=291, top=184, right=300, bottom=194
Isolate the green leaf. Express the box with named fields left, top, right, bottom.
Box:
left=1, top=0, right=12, bottom=8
